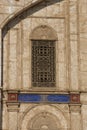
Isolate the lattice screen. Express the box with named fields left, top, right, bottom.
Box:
left=32, top=40, right=56, bottom=87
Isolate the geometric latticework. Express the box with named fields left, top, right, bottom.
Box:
left=32, top=40, right=56, bottom=87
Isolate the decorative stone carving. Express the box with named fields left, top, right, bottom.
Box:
left=28, top=112, right=58, bottom=130
left=20, top=105, right=69, bottom=130
left=30, top=25, right=57, bottom=40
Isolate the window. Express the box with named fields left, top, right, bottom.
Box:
left=32, top=40, right=56, bottom=87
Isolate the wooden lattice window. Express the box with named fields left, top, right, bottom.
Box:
left=32, top=40, right=56, bottom=87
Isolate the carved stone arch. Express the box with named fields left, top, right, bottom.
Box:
left=1, top=0, right=44, bottom=29
left=1, top=0, right=64, bottom=37
left=19, top=105, right=69, bottom=130
left=30, top=25, right=58, bottom=40
left=27, top=112, right=60, bottom=130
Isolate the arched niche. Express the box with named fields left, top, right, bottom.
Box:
left=1, top=0, right=67, bottom=90
left=28, top=112, right=59, bottom=130
left=30, top=25, right=57, bottom=88
left=19, top=105, right=69, bottom=130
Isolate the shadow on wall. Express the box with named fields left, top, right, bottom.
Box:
left=2, top=0, right=64, bottom=37
left=0, top=90, right=2, bottom=130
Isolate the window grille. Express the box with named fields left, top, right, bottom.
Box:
left=32, top=40, right=56, bottom=87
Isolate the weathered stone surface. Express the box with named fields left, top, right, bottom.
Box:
left=0, top=0, right=87, bottom=130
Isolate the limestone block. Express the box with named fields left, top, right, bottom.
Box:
left=80, top=53, right=87, bottom=61
left=70, top=40, right=78, bottom=66
left=0, top=14, right=8, bottom=25
left=79, top=0, right=87, bottom=14
left=31, top=18, right=47, bottom=31
left=22, top=18, right=32, bottom=30
left=70, top=105, right=82, bottom=130
left=9, top=61, right=17, bottom=89
left=58, top=49, right=65, bottom=62
left=46, top=2, right=65, bottom=17
left=24, top=0, right=33, bottom=5
left=70, top=112, right=82, bottom=130
left=80, top=37, right=87, bottom=52
left=58, top=63, right=66, bottom=90
left=8, top=111, right=18, bottom=130
left=80, top=60, right=87, bottom=72
left=0, top=0, right=24, bottom=6
left=80, top=93, right=87, bottom=104
left=57, top=32, right=65, bottom=41
left=79, top=17, right=87, bottom=33
left=81, top=105, right=87, bottom=130
left=69, top=1, right=77, bottom=14
left=70, top=34, right=78, bottom=41
left=9, top=44, right=17, bottom=61
left=31, top=2, right=46, bottom=17
left=70, top=65, right=79, bottom=91
left=23, top=73, right=30, bottom=89
left=70, top=15, right=77, bottom=33
left=10, top=29, right=18, bottom=44
left=57, top=19, right=65, bottom=33
left=0, top=5, right=19, bottom=14
left=3, top=34, right=9, bottom=90
left=2, top=104, right=8, bottom=130
left=80, top=72, right=87, bottom=90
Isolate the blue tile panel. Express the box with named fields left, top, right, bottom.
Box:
left=47, top=94, right=70, bottom=103
left=18, top=94, right=41, bottom=102
left=18, top=94, right=70, bottom=103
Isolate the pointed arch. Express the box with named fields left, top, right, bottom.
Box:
left=1, top=0, right=64, bottom=37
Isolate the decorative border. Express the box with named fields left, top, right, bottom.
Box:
left=8, top=93, right=80, bottom=104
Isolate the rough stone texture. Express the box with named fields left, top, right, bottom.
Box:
left=0, top=0, right=87, bottom=130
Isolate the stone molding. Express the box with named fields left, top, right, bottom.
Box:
left=6, top=102, right=20, bottom=112
left=69, top=104, right=81, bottom=113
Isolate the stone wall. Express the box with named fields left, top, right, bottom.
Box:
left=0, top=0, right=87, bottom=130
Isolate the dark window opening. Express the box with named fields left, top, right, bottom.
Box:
left=32, top=40, right=56, bottom=87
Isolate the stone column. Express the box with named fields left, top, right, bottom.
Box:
left=7, top=103, right=19, bottom=130
left=69, top=104, right=82, bottom=130
left=69, top=0, right=79, bottom=91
